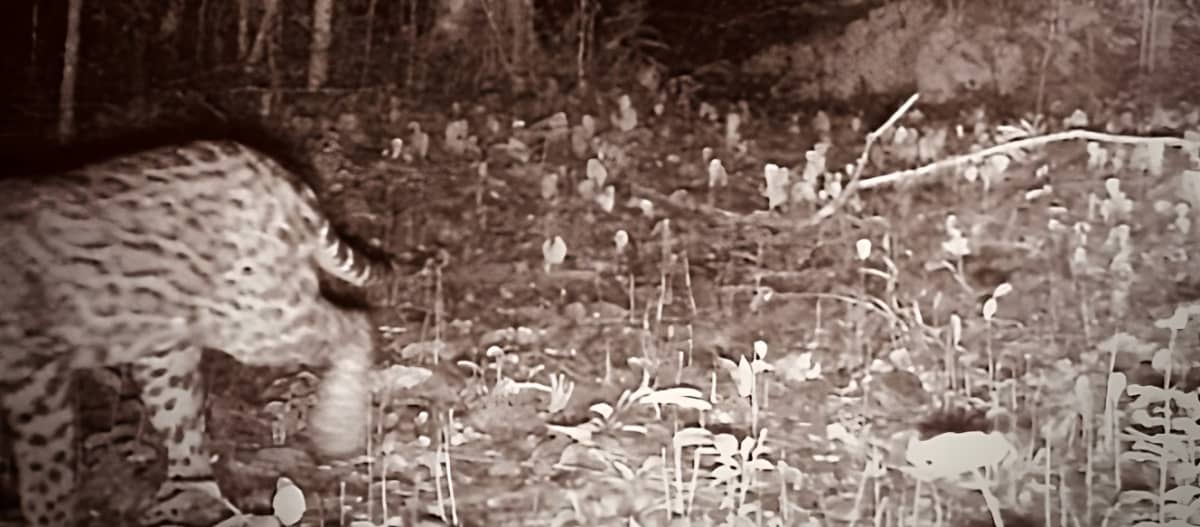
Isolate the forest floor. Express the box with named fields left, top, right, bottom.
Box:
left=15, top=91, right=1200, bottom=527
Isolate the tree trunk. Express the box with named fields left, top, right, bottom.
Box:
left=247, top=0, right=280, bottom=67
left=509, top=0, right=534, bottom=79
left=265, top=0, right=282, bottom=116
left=195, top=0, right=208, bottom=64
left=405, top=0, right=419, bottom=90
left=359, top=0, right=378, bottom=86
left=27, top=0, right=40, bottom=94
left=57, top=0, right=82, bottom=142
left=160, top=0, right=182, bottom=50
left=307, top=0, right=333, bottom=90
left=237, top=0, right=250, bottom=60
left=154, top=0, right=182, bottom=98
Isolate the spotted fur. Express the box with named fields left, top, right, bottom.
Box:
left=0, top=139, right=393, bottom=526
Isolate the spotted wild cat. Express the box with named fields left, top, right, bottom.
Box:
left=0, top=133, right=397, bottom=526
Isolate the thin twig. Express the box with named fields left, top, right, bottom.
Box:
left=805, top=92, right=920, bottom=227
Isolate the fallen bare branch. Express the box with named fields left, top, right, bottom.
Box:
left=859, top=129, right=1196, bottom=191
